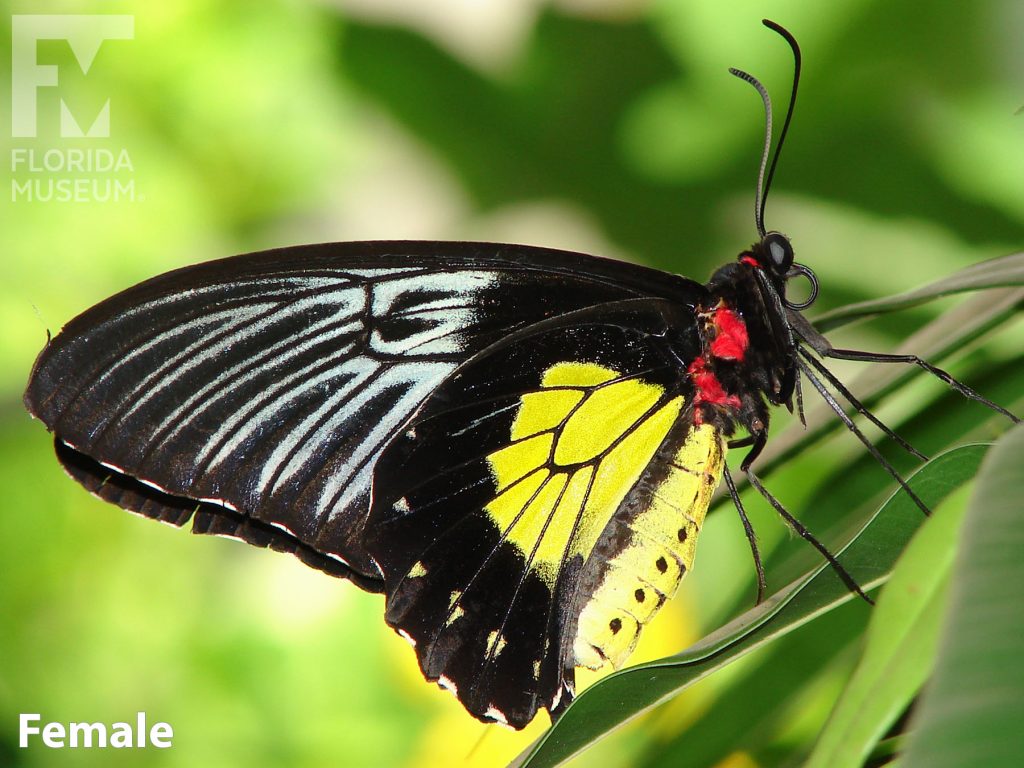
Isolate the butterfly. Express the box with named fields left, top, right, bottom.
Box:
left=23, top=20, right=1018, bottom=731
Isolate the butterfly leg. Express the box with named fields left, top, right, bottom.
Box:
left=798, top=348, right=927, bottom=460
left=739, top=431, right=874, bottom=605
left=727, top=435, right=756, bottom=449
left=723, top=465, right=767, bottom=604
left=796, top=354, right=930, bottom=517
left=822, top=346, right=1019, bottom=424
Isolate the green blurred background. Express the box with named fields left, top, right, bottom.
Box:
left=1, top=1, right=1021, bottom=767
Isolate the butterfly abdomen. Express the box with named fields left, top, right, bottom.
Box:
left=570, top=421, right=725, bottom=670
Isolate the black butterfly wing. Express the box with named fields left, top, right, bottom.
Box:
left=25, top=240, right=702, bottom=589
left=364, top=298, right=712, bottom=727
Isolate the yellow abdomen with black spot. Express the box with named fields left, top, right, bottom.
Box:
left=573, top=422, right=724, bottom=670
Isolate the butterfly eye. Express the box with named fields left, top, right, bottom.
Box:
left=763, top=232, right=794, bottom=273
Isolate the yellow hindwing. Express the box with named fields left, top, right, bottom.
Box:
left=484, top=362, right=683, bottom=586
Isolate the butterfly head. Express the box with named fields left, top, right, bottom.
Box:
left=742, top=231, right=819, bottom=312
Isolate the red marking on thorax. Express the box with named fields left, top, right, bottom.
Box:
left=710, top=305, right=749, bottom=361
left=688, top=356, right=741, bottom=421
left=740, top=254, right=760, bottom=268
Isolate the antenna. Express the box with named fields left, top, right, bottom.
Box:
left=760, top=20, right=802, bottom=225
left=728, top=67, right=772, bottom=237
left=730, top=19, right=803, bottom=236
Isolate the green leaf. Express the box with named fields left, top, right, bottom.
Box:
left=633, top=591, right=868, bottom=768
left=513, top=444, right=991, bottom=768
left=900, top=424, right=1024, bottom=768
left=813, top=253, right=1024, bottom=332
left=804, top=484, right=968, bottom=768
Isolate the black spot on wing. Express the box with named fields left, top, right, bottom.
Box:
left=383, top=281, right=450, bottom=315
left=372, top=314, right=433, bottom=346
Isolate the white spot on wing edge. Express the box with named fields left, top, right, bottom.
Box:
left=397, top=629, right=417, bottom=648
left=138, top=477, right=170, bottom=494
left=438, top=675, right=458, bottom=695
left=270, top=520, right=296, bottom=537
left=484, top=705, right=510, bottom=727
left=551, top=681, right=574, bottom=712
left=197, top=496, right=239, bottom=512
